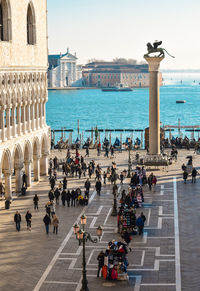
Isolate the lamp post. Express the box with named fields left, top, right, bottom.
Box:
left=127, top=138, right=132, bottom=178
left=73, top=215, right=103, bottom=291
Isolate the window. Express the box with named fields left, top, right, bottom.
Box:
left=0, top=0, right=12, bottom=41
left=27, top=2, right=36, bottom=45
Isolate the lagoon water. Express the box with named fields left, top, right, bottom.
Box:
left=46, top=72, right=200, bottom=142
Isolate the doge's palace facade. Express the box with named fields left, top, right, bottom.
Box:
left=0, top=0, right=50, bottom=199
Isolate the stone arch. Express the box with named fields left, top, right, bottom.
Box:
left=27, top=1, right=36, bottom=45
left=0, top=0, right=12, bottom=41
left=33, top=137, right=40, bottom=181
left=40, top=134, right=49, bottom=176
left=1, top=148, right=12, bottom=199
left=12, top=144, right=23, bottom=193
left=24, top=140, right=32, bottom=187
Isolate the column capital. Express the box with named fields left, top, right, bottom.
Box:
left=14, top=162, right=23, bottom=170
left=25, top=159, right=32, bottom=165
left=4, top=170, right=12, bottom=177
left=143, top=56, right=164, bottom=72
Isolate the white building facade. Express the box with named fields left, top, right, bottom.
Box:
left=0, top=0, right=50, bottom=199
left=48, top=49, right=79, bottom=88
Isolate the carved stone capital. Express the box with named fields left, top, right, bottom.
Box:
left=143, top=56, right=164, bottom=72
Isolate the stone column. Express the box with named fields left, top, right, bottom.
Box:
left=16, top=105, right=21, bottom=136
left=35, top=103, right=39, bottom=129
left=39, top=101, right=43, bottom=128
left=15, top=164, right=23, bottom=193
left=21, top=104, right=26, bottom=134
left=33, top=155, right=40, bottom=181
left=6, top=107, right=11, bottom=140
left=40, top=152, right=48, bottom=176
left=0, top=108, right=5, bottom=141
left=31, top=103, right=35, bottom=131
left=4, top=171, right=12, bottom=199
left=43, top=102, right=46, bottom=125
left=11, top=106, right=16, bottom=138
left=26, top=103, right=31, bottom=132
left=25, top=160, right=32, bottom=187
left=144, top=56, right=164, bottom=155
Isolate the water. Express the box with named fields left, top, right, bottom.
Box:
left=46, top=72, right=200, bottom=143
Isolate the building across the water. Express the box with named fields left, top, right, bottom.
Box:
left=82, top=61, right=162, bottom=88
left=0, top=0, right=50, bottom=199
left=48, top=49, right=83, bottom=88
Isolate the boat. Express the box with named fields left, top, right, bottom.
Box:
left=102, top=83, right=132, bottom=92
left=176, top=100, right=186, bottom=103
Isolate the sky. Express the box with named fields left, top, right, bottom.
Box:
left=47, top=0, right=200, bottom=69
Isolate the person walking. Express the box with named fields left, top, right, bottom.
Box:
left=103, top=171, right=107, bottom=184
left=85, top=179, right=91, bottom=194
left=147, top=173, right=153, bottom=191
left=192, top=167, right=197, bottom=183
left=120, top=172, right=124, bottom=184
left=66, top=190, right=71, bottom=207
left=61, top=190, right=66, bottom=206
left=183, top=170, right=188, bottom=184
left=152, top=175, right=157, bottom=192
left=22, top=172, right=27, bottom=189
left=54, top=188, right=60, bottom=205
left=33, top=194, right=39, bottom=211
left=52, top=214, right=59, bottom=235
left=43, top=214, right=51, bottom=234
left=63, top=177, right=67, bottom=190
left=25, top=210, right=32, bottom=230
left=14, top=211, right=21, bottom=231
left=95, top=179, right=102, bottom=196
left=97, top=251, right=105, bottom=277
left=136, top=214, right=145, bottom=235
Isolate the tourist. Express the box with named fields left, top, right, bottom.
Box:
left=97, top=142, right=101, bottom=156
left=140, top=212, right=146, bottom=224
left=183, top=170, right=188, bottom=184
left=110, top=145, right=114, bottom=156
left=53, top=156, right=58, bottom=169
left=45, top=201, right=51, bottom=216
left=147, top=173, right=153, bottom=190
left=120, top=172, right=124, bottom=184
left=71, top=189, right=76, bottom=207
left=105, top=146, right=109, bottom=158
left=95, top=179, right=102, bottom=196
left=103, top=171, right=107, bottom=184
left=97, top=251, right=105, bottom=277
left=25, top=210, right=32, bottom=230
left=192, top=167, right=197, bottom=183
left=66, top=190, right=71, bottom=207
left=22, top=172, right=27, bottom=189
left=85, top=178, right=91, bottom=194
left=43, top=214, right=51, bottom=234
left=48, top=190, right=54, bottom=201
left=63, top=177, right=67, bottom=190
left=50, top=176, right=55, bottom=190
left=14, top=211, right=21, bottom=231
left=58, top=181, right=62, bottom=191
left=136, top=214, right=145, bottom=235
left=85, top=147, right=89, bottom=157
left=61, top=189, right=66, bottom=206
left=33, top=194, right=39, bottom=211
left=54, top=188, right=60, bottom=205
left=152, top=175, right=157, bottom=192
left=52, top=214, right=59, bottom=234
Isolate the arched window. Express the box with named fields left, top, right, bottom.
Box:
left=0, top=0, right=12, bottom=41
left=27, top=2, right=36, bottom=45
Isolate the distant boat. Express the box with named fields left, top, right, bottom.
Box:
left=176, top=100, right=186, bottom=103
left=102, top=83, right=132, bottom=92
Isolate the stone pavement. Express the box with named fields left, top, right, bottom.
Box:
left=0, top=149, right=200, bottom=291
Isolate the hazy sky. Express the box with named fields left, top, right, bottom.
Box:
left=47, top=0, right=200, bottom=69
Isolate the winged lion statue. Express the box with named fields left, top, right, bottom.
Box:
left=144, top=41, right=175, bottom=58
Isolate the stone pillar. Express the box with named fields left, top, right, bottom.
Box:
left=43, top=102, right=46, bottom=125
left=15, top=165, right=23, bottom=193
left=4, top=171, right=12, bottom=199
left=16, top=105, right=21, bottom=136
left=0, top=108, right=5, bottom=141
left=35, top=103, right=39, bottom=129
left=33, top=155, right=40, bottom=181
left=144, top=56, right=164, bottom=155
left=39, top=102, right=43, bottom=128
left=21, top=104, right=26, bottom=134
left=11, top=106, right=16, bottom=138
left=25, top=160, right=32, bottom=187
left=6, top=107, right=11, bottom=140
left=27, top=103, right=31, bottom=132
left=40, top=152, right=48, bottom=176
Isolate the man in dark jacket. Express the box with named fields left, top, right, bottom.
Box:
left=136, top=215, right=145, bottom=235
left=97, top=251, right=105, bottom=277
left=43, top=214, right=51, bottom=234
left=85, top=179, right=91, bottom=194
left=183, top=170, right=188, bottom=184
left=61, top=190, right=66, bottom=206
left=66, top=190, right=71, bottom=207
left=192, top=167, right=197, bottom=183
left=54, top=188, right=60, bottom=205
left=95, top=179, right=102, bottom=196
left=14, top=211, right=21, bottom=231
